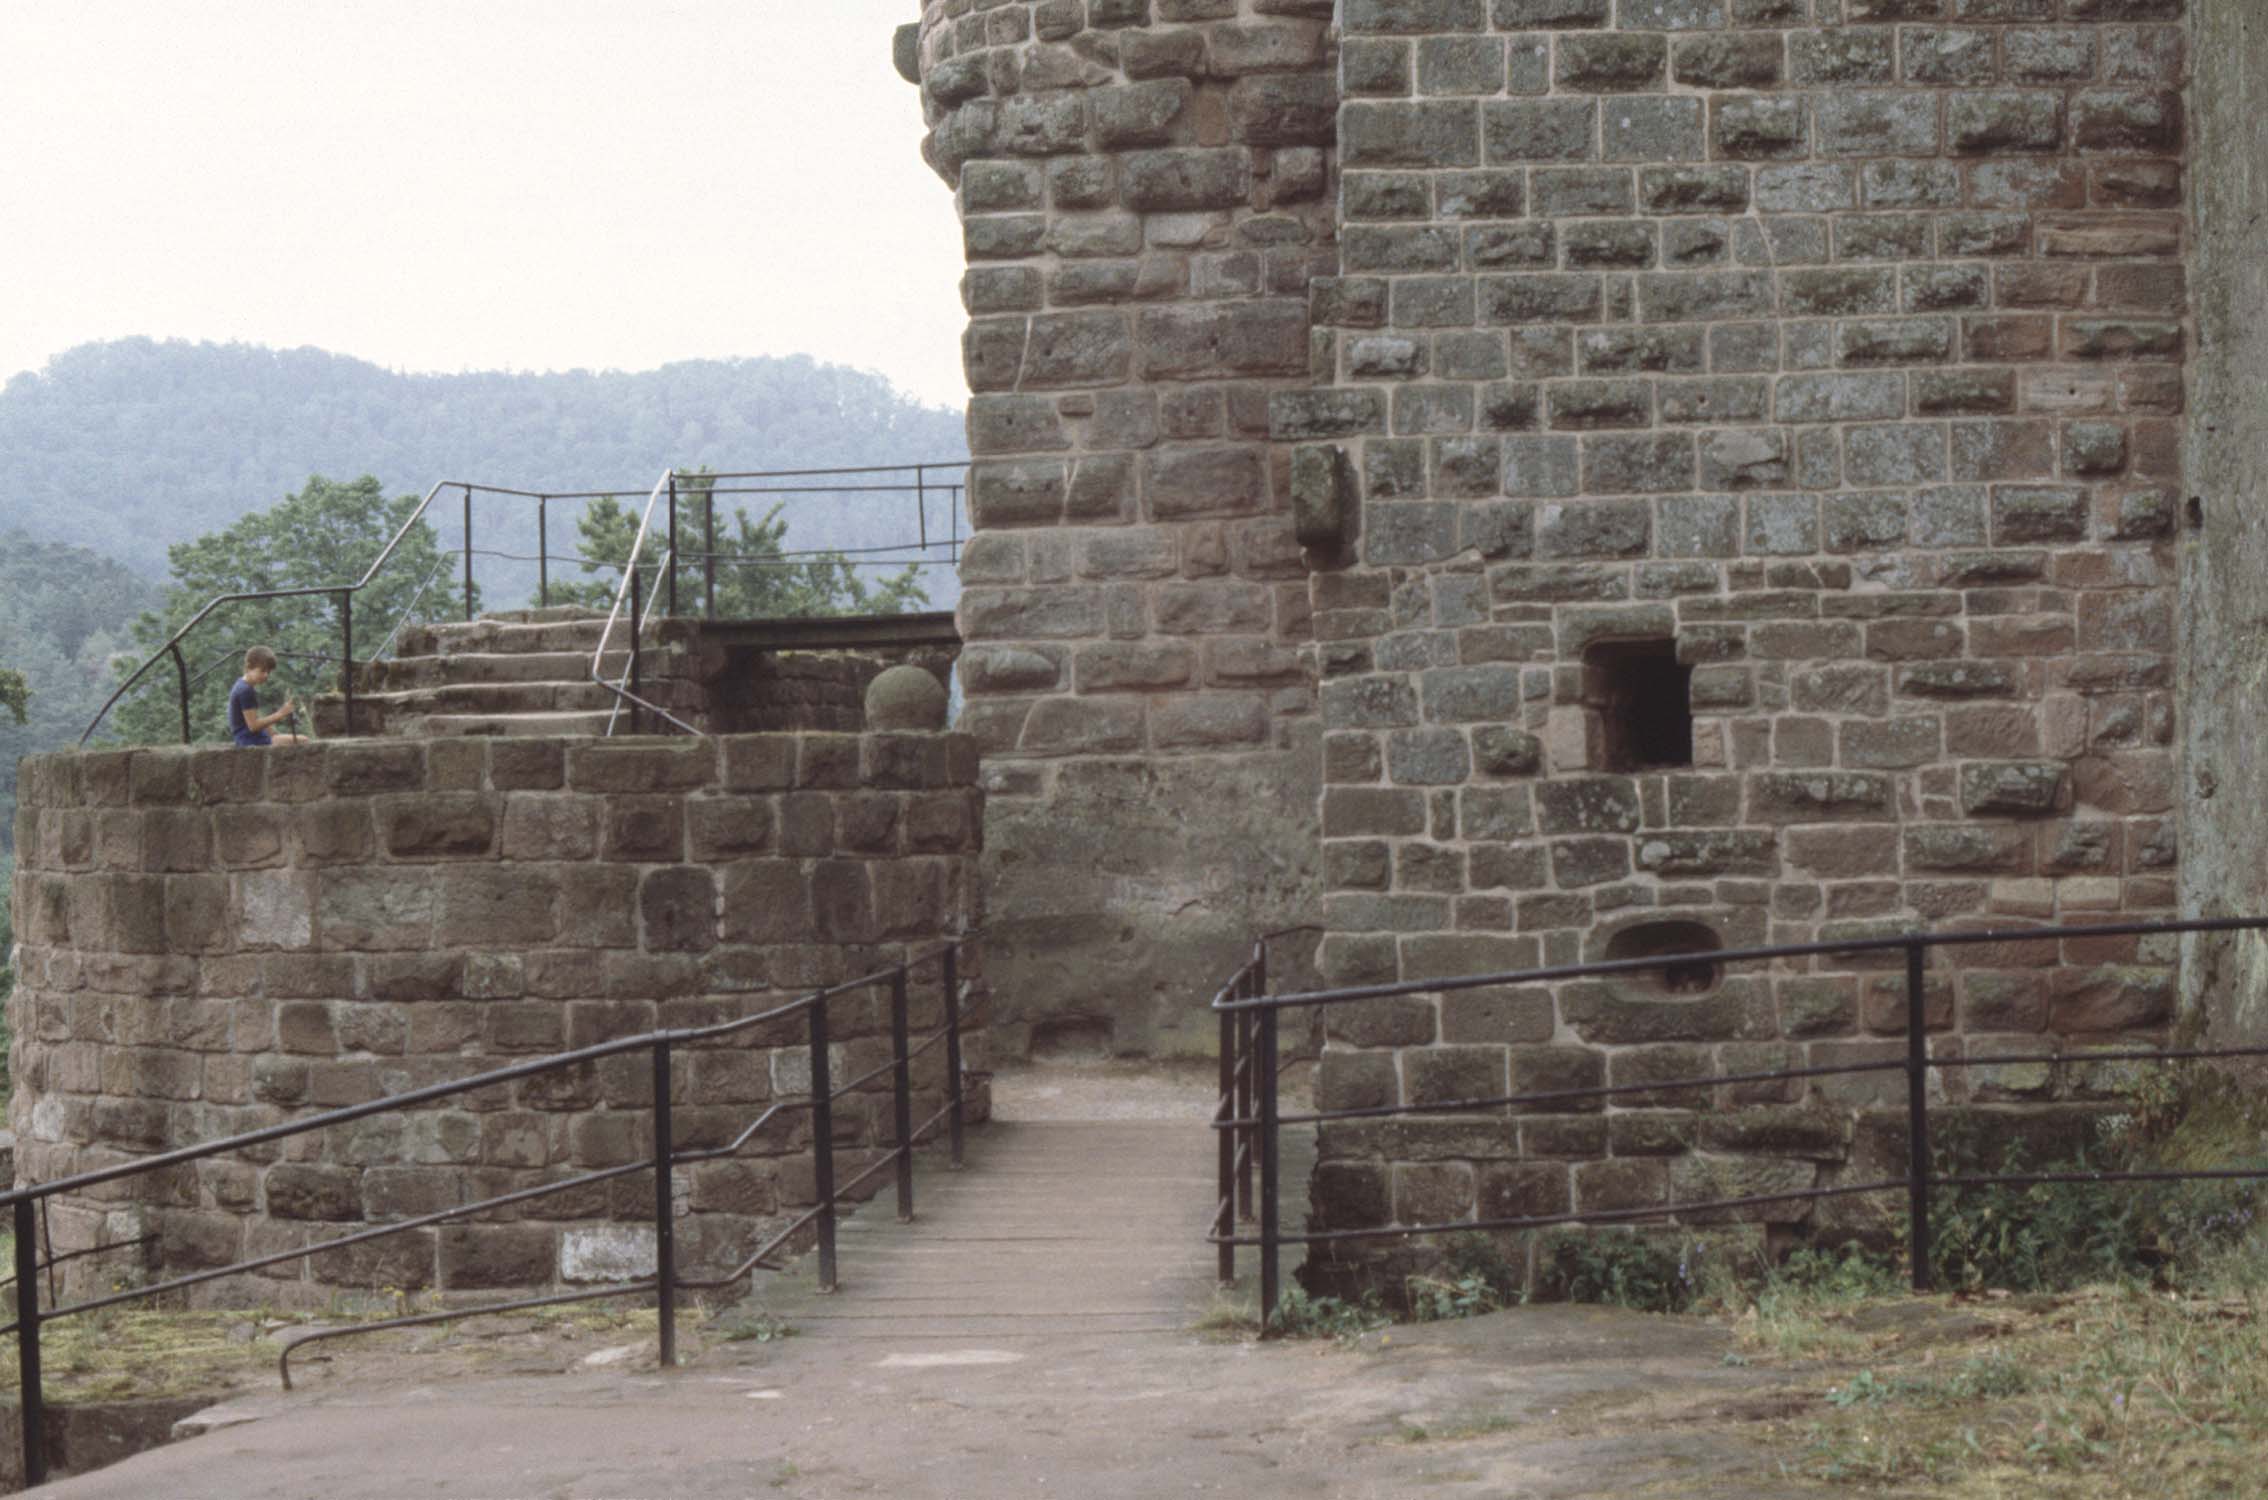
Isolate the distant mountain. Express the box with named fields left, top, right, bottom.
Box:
left=0, top=339, right=971, bottom=583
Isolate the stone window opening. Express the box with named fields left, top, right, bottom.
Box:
left=1602, top=920, right=1724, bottom=1000
left=1584, top=639, right=1692, bottom=771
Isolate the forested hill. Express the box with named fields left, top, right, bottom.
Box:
left=0, top=339, right=969, bottom=576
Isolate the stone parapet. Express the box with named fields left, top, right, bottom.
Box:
left=6, top=734, right=983, bottom=1305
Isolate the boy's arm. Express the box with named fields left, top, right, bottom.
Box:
left=253, top=700, right=296, bottom=731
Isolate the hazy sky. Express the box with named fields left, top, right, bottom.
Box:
left=0, top=0, right=970, bottom=409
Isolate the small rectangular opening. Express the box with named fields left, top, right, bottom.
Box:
left=1586, top=639, right=1692, bottom=771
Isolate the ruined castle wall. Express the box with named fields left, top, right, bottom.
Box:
left=912, top=0, right=1336, bottom=1056
left=2178, top=0, right=2268, bottom=1046
left=1302, top=0, right=2188, bottom=1278
left=6, top=736, right=981, bottom=1304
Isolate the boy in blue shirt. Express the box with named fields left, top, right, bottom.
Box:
left=228, top=646, right=306, bottom=746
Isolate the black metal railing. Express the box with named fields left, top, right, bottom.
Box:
left=82, top=462, right=968, bottom=748
left=1, top=932, right=981, bottom=1488
left=1211, top=915, right=2268, bottom=1333
left=591, top=464, right=967, bottom=738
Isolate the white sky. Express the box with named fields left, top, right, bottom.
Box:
left=0, top=0, right=970, bottom=409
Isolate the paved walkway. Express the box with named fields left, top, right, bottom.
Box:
left=40, top=1067, right=1826, bottom=1499
left=768, top=1118, right=1224, bottom=1341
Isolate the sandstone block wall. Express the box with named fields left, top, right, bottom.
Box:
left=7, top=735, right=982, bottom=1304
left=685, top=641, right=958, bottom=734
left=1299, top=0, right=2189, bottom=1271
left=912, top=0, right=1341, bottom=1055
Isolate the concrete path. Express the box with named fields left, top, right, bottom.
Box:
left=38, top=1067, right=1831, bottom=1499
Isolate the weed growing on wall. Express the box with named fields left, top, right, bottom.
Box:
left=1923, top=1072, right=2268, bottom=1295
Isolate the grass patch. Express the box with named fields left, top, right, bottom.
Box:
left=0, top=1296, right=675, bottom=1405
left=1390, top=1411, right=1525, bottom=1445
left=1781, top=1276, right=2268, bottom=1497
left=0, top=1309, right=281, bottom=1403
left=1750, top=1066, right=2268, bottom=1496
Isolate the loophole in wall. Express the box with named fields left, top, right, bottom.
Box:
left=1602, top=919, right=1723, bottom=999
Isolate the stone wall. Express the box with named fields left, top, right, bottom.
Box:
left=687, top=642, right=958, bottom=735
left=909, top=0, right=1336, bottom=1056
left=2178, top=0, right=2268, bottom=1046
left=6, top=734, right=982, bottom=1305
left=1298, top=0, right=2190, bottom=1277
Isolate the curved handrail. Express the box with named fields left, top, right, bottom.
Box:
left=82, top=478, right=459, bottom=745
left=84, top=461, right=969, bottom=746
left=590, top=468, right=703, bottom=736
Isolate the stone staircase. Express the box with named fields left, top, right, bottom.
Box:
left=314, top=607, right=700, bottom=738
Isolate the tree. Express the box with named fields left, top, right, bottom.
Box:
left=108, top=475, right=458, bottom=745
left=548, top=470, right=929, bottom=619
left=0, top=534, right=156, bottom=847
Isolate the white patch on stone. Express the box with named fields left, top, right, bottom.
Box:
left=580, top=1344, right=639, bottom=1367
left=745, top=1389, right=784, bottom=1400
left=173, top=1400, right=276, bottom=1439
left=560, top=1224, right=656, bottom=1282
left=770, top=1044, right=846, bottom=1097
left=877, top=1350, right=1024, bottom=1369
left=237, top=871, right=313, bottom=949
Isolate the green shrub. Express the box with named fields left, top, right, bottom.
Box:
left=1536, top=1230, right=1701, bottom=1314
left=1405, top=1234, right=1524, bottom=1321
left=1923, top=1085, right=2267, bottom=1295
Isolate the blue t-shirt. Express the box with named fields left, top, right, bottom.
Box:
left=228, top=678, right=270, bottom=747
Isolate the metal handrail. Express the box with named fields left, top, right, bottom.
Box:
left=82, top=478, right=464, bottom=745
left=590, top=471, right=701, bottom=737
left=3, top=929, right=984, bottom=1486
left=1209, top=914, right=2268, bottom=1332
left=84, top=462, right=969, bottom=747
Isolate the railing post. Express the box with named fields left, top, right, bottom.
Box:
left=627, top=566, right=644, bottom=737
left=14, top=1198, right=45, bottom=1488
left=666, top=476, right=679, bottom=619
left=1236, top=1000, right=1256, bottom=1221
left=1217, top=988, right=1237, bottom=1286
left=1258, top=1000, right=1282, bottom=1335
left=339, top=589, right=354, bottom=738
left=1906, top=936, right=1934, bottom=1293
left=891, top=966, right=915, bottom=1223
left=168, top=642, right=191, bottom=744
left=943, top=944, right=966, bottom=1170
left=538, top=496, right=549, bottom=610
left=703, top=491, right=716, bottom=621
left=462, top=485, right=475, bottom=621
left=808, top=1001, right=838, bottom=1293
left=651, top=1036, right=677, bottom=1368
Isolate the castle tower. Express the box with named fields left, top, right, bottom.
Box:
left=915, top=0, right=2189, bottom=1276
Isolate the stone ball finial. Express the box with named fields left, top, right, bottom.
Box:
left=866, top=664, right=948, bottom=731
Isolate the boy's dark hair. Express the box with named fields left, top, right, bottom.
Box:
left=245, top=646, right=278, bottom=672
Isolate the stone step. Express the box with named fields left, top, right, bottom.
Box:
left=312, top=685, right=695, bottom=738
left=478, top=605, right=610, bottom=625
left=393, top=616, right=631, bottom=658
left=354, top=681, right=629, bottom=715
left=395, top=710, right=626, bottom=738
left=363, top=650, right=638, bottom=689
